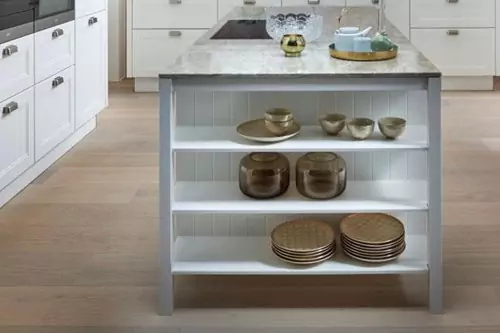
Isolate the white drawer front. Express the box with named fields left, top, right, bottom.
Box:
left=411, top=28, right=495, bottom=76
left=0, top=34, right=34, bottom=102
left=76, top=0, right=107, bottom=18
left=0, top=88, right=34, bottom=190
left=133, top=0, right=217, bottom=29
left=133, top=29, right=206, bottom=77
left=220, top=0, right=283, bottom=19
left=35, top=66, right=75, bottom=160
left=282, top=0, right=344, bottom=6
left=35, top=21, right=75, bottom=83
left=411, top=0, right=495, bottom=28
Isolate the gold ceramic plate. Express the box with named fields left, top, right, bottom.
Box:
left=342, top=241, right=406, bottom=257
left=343, top=244, right=406, bottom=263
left=340, top=213, right=405, bottom=245
left=237, top=119, right=301, bottom=143
left=272, top=243, right=336, bottom=258
left=341, top=234, right=405, bottom=250
left=271, top=219, right=335, bottom=253
left=273, top=248, right=336, bottom=265
left=329, top=48, right=398, bottom=62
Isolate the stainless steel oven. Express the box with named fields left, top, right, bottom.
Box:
left=35, top=0, right=75, bottom=32
left=0, top=0, right=35, bottom=43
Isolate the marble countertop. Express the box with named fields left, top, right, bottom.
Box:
left=161, top=6, right=441, bottom=79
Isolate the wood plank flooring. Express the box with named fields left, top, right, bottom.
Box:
left=1, top=82, right=500, bottom=332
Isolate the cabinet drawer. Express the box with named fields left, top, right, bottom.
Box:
left=35, top=66, right=75, bottom=160
left=76, top=0, right=106, bottom=18
left=133, top=29, right=206, bottom=77
left=0, top=34, right=34, bottom=102
left=411, top=0, right=495, bottom=28
left=35, top=21, right=75, bottom=83
left=411, top=28, right=495, bottom=76
left=0, top=88, right=34, bottom=190
left=133, top=0, right=217, bottom=29
left=281, top=0, right=344, bottom=7
left=219, top=0, right=282, bottom=19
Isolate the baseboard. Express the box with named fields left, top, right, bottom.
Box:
left=442, top=76, right=493, bottom=91
left=134, top=78, right=159, bottom=92
left=0, top=117, right=97, bottom=208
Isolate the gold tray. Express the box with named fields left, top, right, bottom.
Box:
left=329, top=45, right=398, bottom=62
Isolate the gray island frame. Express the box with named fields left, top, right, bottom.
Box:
left=159, top=6, right=442, bottom=315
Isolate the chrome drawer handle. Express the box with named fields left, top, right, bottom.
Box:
left=2, top=101, right=19, bottom=116
left=2, top=45, right=19, bottom=57
left=308, top=0, right=320, bottom=4
left=169, top=0, right=181, bottom=3
left=88, top=17, right=98, bottom=25
left=169, top=31, right=182, bottom=37
left=447, top=0, right=459, bottom=3
left=52, top=28, right=64, bottom=39
left=447, top=29, right=460, bottom=36
left=243, top=0, right=256, bottom=4
left=52, top=76, right=65, bottom=88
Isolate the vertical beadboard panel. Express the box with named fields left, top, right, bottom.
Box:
left=174, top=91, right=428, bottom=237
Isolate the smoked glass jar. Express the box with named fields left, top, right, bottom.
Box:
left=296, top=152, right=347, bottom=200
left=239, top=152, right=290, bottom=199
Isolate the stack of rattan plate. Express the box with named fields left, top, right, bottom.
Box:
left=271, top=219, right=336, bottom=265
left=340, top=213, right=406, bottom=263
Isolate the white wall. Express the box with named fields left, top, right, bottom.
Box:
left=108, top=0, right=127, bottom=81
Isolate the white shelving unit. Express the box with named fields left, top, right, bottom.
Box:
left=159, top=76, right=442, bottom=315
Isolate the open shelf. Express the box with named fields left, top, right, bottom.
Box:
left=172, top=236, right=428, bottom=275
left=174, top=126, right=429, bottom=152
left=173, top=180, right=428, bottom=214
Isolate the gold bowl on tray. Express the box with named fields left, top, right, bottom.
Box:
left=265, top=108, right=294, bottom=122
left=378, top=117, right=407, bottom=140
left=265, top=119, right=295, bottom=135
left=319, top=113, right=346, bottom=136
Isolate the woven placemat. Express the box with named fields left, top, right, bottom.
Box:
left=340, top=213, right=404, bottom=245
left=271, top=219, right=335, bottom=252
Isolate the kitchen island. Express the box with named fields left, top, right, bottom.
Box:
left=159, top=6, right=441, bottom=315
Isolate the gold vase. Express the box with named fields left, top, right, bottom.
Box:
left=280, top=34, right=306, bottom=57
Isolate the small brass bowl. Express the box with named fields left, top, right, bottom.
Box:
left=265, top=108, right=293, bottom=122
left=280, top=34, right=306, bottom=57
left=378, top=117, right=407, bottom=140
left=347, top=118, right=375, bottom=140
left=319, top=114, right=346, bottom=136
left=265, top=119, right=295, bottom=135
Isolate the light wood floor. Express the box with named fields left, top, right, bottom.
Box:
left=1, top=83, right=500, bottom=332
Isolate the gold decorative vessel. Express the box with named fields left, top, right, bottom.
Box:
left=280, top=34, right=306, bottom=57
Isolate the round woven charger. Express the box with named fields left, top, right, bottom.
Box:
left=343, top=241, right=405, bottom=258
left=273, top=247, right=336, bottom=265
left=341, top=234, right=405, bottom=251
left=272, top=242, right=336, bottom=257
left=343, top=244, right=406, bottom=263
left=271, top=219, right=335, bottom=252
left=340, top=213, right=404, bottom=245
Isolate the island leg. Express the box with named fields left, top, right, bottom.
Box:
left=159, top=78, right=174, bottom=315
left=427, top=76, right=443, bottom=314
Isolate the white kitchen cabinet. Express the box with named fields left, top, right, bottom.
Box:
left=411, top=28, right=495, bottom=76
left=34, top=21, right=75, bottom=84
left=76, top=0, right=107, bottom=18
left=133, top=29, right=206, bottom=77
left=133, top=0, right=218, bottom=29
left=35, top=66, right=75, bottom=161
left=282, top=0, right=345, bottom=6
left=76, top=11, right=108, bottom=129
left=0, top=88, right=34, bottom=191
left=0, top=34, right=34, bottom=103
left=219, top=0, right=282, bottom=19
left=411, top=0, right=495, bottom=28
left=497, top=0, right=500, bottom=75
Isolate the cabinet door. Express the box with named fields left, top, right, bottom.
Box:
left=133, top=0, right=217, bottom=29
left=35, top=66, right=75, bottom=160
left=76, top=11, right=107, bottom=128
left=76, top=0, right=107, bottom=18
left=219, top=0, right=282, bottom=19
left=411, top=28, right=495, bottom=76
left=34, top=21, right=75, bottom=83
left=133, top=29, right=206, bottom=77
left=0, top=88, right=34, bottom=190
left=0, top=34, right=34, bottom=102
left=282, top=0, right=345, bottom=6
